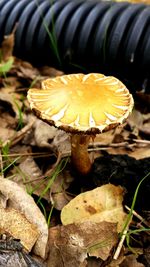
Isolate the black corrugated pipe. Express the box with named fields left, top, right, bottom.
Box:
left=0, top=0, right=150, bottom=93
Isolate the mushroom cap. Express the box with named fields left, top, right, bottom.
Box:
left=27, top=73, right=134, bottom=134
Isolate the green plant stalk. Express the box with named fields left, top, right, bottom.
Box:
left=1, top=142, right=31, bottom=192
left=47, top=204, right=54, bottom=227
left=29, top=76, right=41, bottom=89
left=126, top=227, right=150, bottom=254
left=35, top=0, right=61, bottom=65
left=37, top=157, right=68, bottom=204
left=1, top=156, right=20, bottom=174
left=38, top=201, right=47, bottom=220
left=1, top=142, right=10, bottom=160
left=13, top=98, right=24, bottom=130
left=120, top=171, right=150, bottom=237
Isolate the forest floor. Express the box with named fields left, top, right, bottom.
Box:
left=0, top=33, right=150, bottom=267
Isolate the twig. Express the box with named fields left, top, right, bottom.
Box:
left=0, top=120, right=35, bottom=149
left=89, top=141, right=129, bottom=148
left=23, top=175, right=46, bottom=184
left=0, top=150, right=4, bottom=178
left=11, top=120, right=35, bottom=147
left=45, top=152, right=63, bottom=177
left=23, top=153, right=61, bottom=185
left=125, top=205, right=150, bottom=228
left=56, top=141, right=136, bottom=157
left=126, top=138, right=150, bottom=145
left=1, top=152, right=53, bottom=158
left=113, top=218, right=132, bottom=260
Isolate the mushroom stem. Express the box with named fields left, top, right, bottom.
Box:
left=70, top=134, right=91, bottom=175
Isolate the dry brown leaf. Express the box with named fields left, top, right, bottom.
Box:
left=120, top=254, right=144, bottom=267
left=39, top=66, right=64, bottom=77
left=34, top=119, right=58, bottom=149
left=0, top=127, right=15, bottom=143
left=61, top=184, right=127, bottom=232
left=129, top=146, right=150, bottom=159
left=0, top=32, right=14, bottom=61
left=0, top=207, right=39, bottom=252
left=50, top=169, right=74, bottom=210
left=51, top=192, right=72, bottom=210
left=85, top=258, right=102, bottom=267
left=0, top=91, right=22, bottom=119
left=94, top=127, right=123, bottom=145
left=127, top=109, right=150, bottom=136
left=13, top=58, right=40, bottom=80
left=0, top=178, right=48, bottom=259
left=16, top=156, right=49, bottom=200
left=127, top=110, right=143, bottom=133
left=107, top=255, right=125, bottom=267
left=0, top=111, right=17, bottom=129
left=100, top=145, right=150, bottom=160
left=50, top=170, right=73, bottom=194
left=52, top=129, right=70, bottom=155
left=47, top=221, right=118, bottom=267
left=1, top=78, right=22, bottom=91
left=34, top=119, right=70, bottom=155
left=19, top=156, right=42, bottom=182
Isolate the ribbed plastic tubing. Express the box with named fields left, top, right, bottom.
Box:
left=0, top=0, right=150, bottom=93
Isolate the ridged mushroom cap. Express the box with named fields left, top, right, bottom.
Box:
left=27, top=73, right=134, bottom=134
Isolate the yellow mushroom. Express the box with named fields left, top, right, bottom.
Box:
left=27, top=73, right=134, bottom=175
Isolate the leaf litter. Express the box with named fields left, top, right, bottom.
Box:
left=0, top=31, right=150, bottom=267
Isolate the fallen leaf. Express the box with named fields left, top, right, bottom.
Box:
left=107, top=254, right=125, bottom=267
left=16, top=156, right=49, bottom=200
left=39, top=66, right=64, bottom=77
left=129, top=146, right=150, bottom=159
left=50, top=169, right=74, bottom=210
left=0, top=127, right=15, bottom=143
left=0, top=178, right=48, bottom=259
left=99, top=145, right=150, bottom=160
left=0, top=32, right=15, bottom=61
left=0, top=91, right=22, bottom=119
left=1, top=77, right=22, bottom=91
left=47, top=221, right=118, bottom=267
left=85, top=258, right=102, bottom=267
left=13, top=58, right=40, bottom=80
left=19, top=156, right=42, bottom=182
left=120, top=254, right=144, bottom=267
left=52, top=129, right=70, bottom=156
left=0, top=111, right=17, bottom=129
left=51, top=192, right=72, bottom=211
left=0, top=207, right=39, bottom=252
left=34, top=119, right=70, bottom=155
left=127, top=110, right=143, bottom=134
left=127, top=109, right=150, bottom=136
left=94, top=127, right=123, bottom=146
left=34, top=119, right=58, bottom=149
left=61, top=184, right=127, bottom=232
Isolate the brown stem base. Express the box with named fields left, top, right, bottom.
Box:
left=71, top=134, right=91, bottom=176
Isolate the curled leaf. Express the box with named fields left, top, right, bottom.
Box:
left=0, top=178, right=48, bottom=259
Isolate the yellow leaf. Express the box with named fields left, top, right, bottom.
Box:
left=61, top=184, right=127, bottom=232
